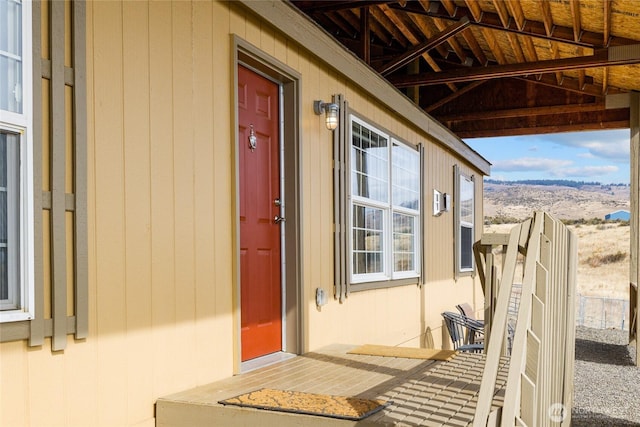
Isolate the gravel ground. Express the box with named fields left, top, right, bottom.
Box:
left=572, top=326, right=640, bottom=426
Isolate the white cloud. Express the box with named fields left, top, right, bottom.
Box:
left=492, top=157, right=573, bottom=172
left=563, top=165, right=619, bottom=177
left=549, top=131, right=630, bottom=162
left=528, top=145, right=538, bottom=152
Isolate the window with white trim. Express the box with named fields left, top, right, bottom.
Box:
left=457, top=171, right=474, bottom=273
left=350, top=116, right=421, bottom=284
left=1, top=0, right=33, bottom=321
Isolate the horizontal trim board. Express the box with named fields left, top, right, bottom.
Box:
left=0, top=316, right=77, bottom=343
left=41, top=191, right=76, bottom=211
left=41, top=59, right=75, bottom=86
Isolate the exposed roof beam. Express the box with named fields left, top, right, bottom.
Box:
left=481, top=27, right=508, bottom=64
left=463, top=0, right=482, bottom=22
left=539, top=0, right=553, bottom=37
left=515, top=74, right=616, bottom=98
left=406, top=13, right=452, bottom=59
left=506, top=0, right=525, bottom=31
left=604, top=0, right=612, bottom=46
left=378, top=3, right=458, bottom=92
left=321, top=11, right=357, bottom=39
left=437, top=0, right=456, bottom=17
left=369, top=5, right=409, bottom=47
left=425, top=80, right=486, bottom=113
left=550, top=41, right=564, bottom=85
left=292, top=1, right=394, bottom=13
left=360, top=6, right=371, bottom=64
left=431, top=17, right=471, bottom=64
left=379, top=16, right=470, bottom=75
left=491, top=0, right=511, bottom=28
left=456, top=120, right=630, bottom=138
left=570, top=0, right=582, bottom=42
left=392, top=2, right=636, bottom=48
left=435, top=102, right=606, bottom=122
left=389, top=45, right=640, bottom=87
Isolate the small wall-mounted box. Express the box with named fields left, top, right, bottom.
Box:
left=433, top=190, right=451, bottom=216
left=443, top=193, right=451, bottom=212
left=433, top=190, right=441, bottom=216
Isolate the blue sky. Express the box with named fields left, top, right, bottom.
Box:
left=464, top=129, right=631, bottom=184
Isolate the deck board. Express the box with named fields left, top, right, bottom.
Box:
left=156, top=344, right=509, bottom=427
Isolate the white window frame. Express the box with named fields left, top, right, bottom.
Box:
left=0, top=0, right=34, bottom=322
left=457, top=171, right=475, bottom=274
left=349, top=115, right=421, bottom=284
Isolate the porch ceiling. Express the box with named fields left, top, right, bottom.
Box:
left=289, top=0, right=640, bottom=138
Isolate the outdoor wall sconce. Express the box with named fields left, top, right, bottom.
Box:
left=314, top=100, right=339, bottom=130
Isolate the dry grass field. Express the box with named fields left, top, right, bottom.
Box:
left=483, top=182, right=631, bottom=300
left=484, top=222, right=630, bottom=299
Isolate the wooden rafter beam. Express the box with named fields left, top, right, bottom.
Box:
left=392, top=1, right=636, bottom=48
left=389, top=45, right=640, bottom=87
left=379, top=3, right=458, bottom=92
left=570, top=0, right=582, bottom=43
left=379, top=16, right=470, bottom=75
left=432, top=17, right=471, bottom=64
left=463, top=0, right=482, bottom=22
left=492, top=0, right=511, bottom=28
left=604, top=0, right=611, bottom=46
left=438, top=0, right=456, bottom=17
left=361, top=6, right=371, bottom=64
left=539, top=0, right=553, bottom=37
left=321, top=11, right=357, bottom=39
left=424, top=80, right=485, bottom=113
left=506, top=0, right=525, bottom=31
left=456, top=120, right=630, bottom=138
left=550, top=41, right=564, bottom=85
left=292, top=0, right=395, bottom=13
left=515, top=74, right=619, bottom=98
left=481, top=27, right=508, bottom=64
left=406, top=13, right=452, bottom=60
left=426, top=0, right=485, bottom=65
left=435, top=102, right=606, bottom=122
left=369, top=5, right=409, bottom=47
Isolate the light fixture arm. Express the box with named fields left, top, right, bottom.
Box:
left=313, top=100, right=340, bottom=131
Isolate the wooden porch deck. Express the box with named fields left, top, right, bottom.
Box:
left=156, top=344, right=509, bottom=427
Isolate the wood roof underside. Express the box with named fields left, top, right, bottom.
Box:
left=290, top=0, right=640, bottom=138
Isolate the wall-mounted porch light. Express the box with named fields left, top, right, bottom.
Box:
left=313, top=100, right=339, bottom=130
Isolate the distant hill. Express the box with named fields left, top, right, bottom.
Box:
left=483, top=180, right=630, bottom=222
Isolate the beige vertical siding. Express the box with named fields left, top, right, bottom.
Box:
left=0, top=1, right=486, bottom=425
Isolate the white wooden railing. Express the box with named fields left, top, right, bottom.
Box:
left=474, top=212, right=577, bottom=427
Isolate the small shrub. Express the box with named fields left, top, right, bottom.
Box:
left=485, top=215, right=521, bottom=225
left=584, top=251, right=627, bottom=268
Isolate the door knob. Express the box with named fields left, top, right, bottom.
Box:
left=274, top=215, right=286, bottom=224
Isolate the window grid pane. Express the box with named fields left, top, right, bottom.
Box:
left=351, top=121, right=388, bottom=203
left=393, top=213, right=415, bottom=272
left=352, top=204, right=384, bottom=275
left=392, top=143, right=420, bottom=211
left=460, top=225, right=473, bottom=270
left=0, top=0, right=23, bottom=114
left=0, top=133, right=7, bottom=301
left=0, top=131, right=18, bottom=309
left=460, top=176, right=474, bottom=225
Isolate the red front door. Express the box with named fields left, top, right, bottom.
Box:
left=238, top=66, right=282, bottom=362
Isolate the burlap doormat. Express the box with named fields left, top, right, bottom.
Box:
left=218, top=388, right=389, bottom=420
left=348, top=344, right=457, bottom=361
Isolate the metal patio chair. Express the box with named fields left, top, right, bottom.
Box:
left=441, top=311, right=484, bottom=353
left=456, top=303, right=514, bottom=355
